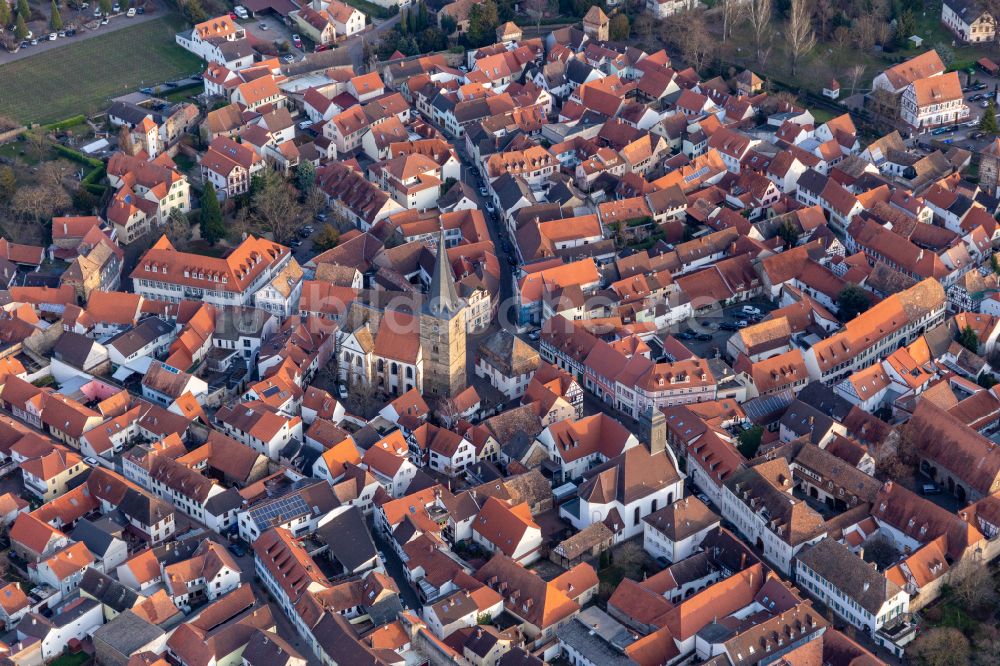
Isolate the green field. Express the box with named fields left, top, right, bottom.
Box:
left=0, top=15, right=203, bottom=124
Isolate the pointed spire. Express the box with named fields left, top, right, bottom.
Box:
left=425, top=229, right=463, bottom=319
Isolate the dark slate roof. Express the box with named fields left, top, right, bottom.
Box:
left=119, top=487, right=175, bottom=527
left=80, top=568, right=139, bottom=613
left=71, top=518, right=120, bottom=557
left=53, top=331, right=100, bottom=369
left=92, top=610, right=166, bottom=654
left=317, top=506, right=379, bottom=573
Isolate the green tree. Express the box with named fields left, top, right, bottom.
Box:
left=777, top=220, right=799, bottom=248
left=958, top=324, right=980, bottom=354
left=737, top=426, right=764, bottom=458
left=467, top=0, right=498, bottom=47
left=609, top=13, right=629, bottom=40
left=16, top=0, right=28, bottom=19
left=895, top=9, right=916, bottom=48
left=99, top=0, right=111, bottom=15
left=417, top=0, right=428, bottom=28
left=49, top=0, right=61, bottom=30
left=14, top=12, right=27, bottom=39
left=837, top=284, right=869, bottom=321
left=980, top=100, right=999, bottom=135
left=0, top=167, right=15, bottom=204
left=313, top=224, right=340, bottom=251
left=72, top=187, right=99, bottom=214
left=992, top=253, right=1000, bottom=275
left=0, top=1, right=11, bottom=29
left=294, top=160, right=316, bottom=196
left=440, top=14, right=457, bottom=34
left=200, top=183, right=226, bottom=245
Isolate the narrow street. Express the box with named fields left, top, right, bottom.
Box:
left=373, top=530, right=421, bottom=611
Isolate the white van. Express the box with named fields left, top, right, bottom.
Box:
left=234, top=5, right=249, bottom=18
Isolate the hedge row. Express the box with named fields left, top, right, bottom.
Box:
left=42, top=115, right=87, bottom=132
left=53, top=144, right=103, bottom=169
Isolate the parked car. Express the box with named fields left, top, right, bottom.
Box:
left=719, top=322, right=739, bottom=331
left=982, top=99, right=994, bottom=108
left=228, top=542, right=247, bottom=557
left=57, top=30, right=66, bottom=37
left=735, top=320, right=749, bottom=328
left=527, top=330, right=541, bottom=341
left=94, top=6, right=102, bottom=15
left=478, top=186, right=488, bottom=196
left=315, top=212, right=328, bottom=222
left=229, top=11, right=238, bottom=19
left=741, top=305, right=761, bottom=316
left=695, top=333, right=712, bottom=341
left=291, top=33, right=302, bottom=47
left=297, top=119, right=312, bottom=130
left=337, top=384, right=348, bottom=401
left=931, top=126, right=951, bottom=135
left=677, top=331, right=696, bottom=340
left=234, top=5, right=249, bottom=18
left=125, top=6, right=134, bottom=14
left=289, top=239, right=302, bottom=247
left=112, top=2, right=120, bottom=11
left=315, top=43, right=329, bottom=52
left=259, top=21, right=268, bottom=29
left=136, top=5, right=144, bottom=12
left=282, top=54, right=294, bottom=63
left=921, top=482, right=941, bottom=495
left=484, top=201, right=495, bottom=213
left=48, top=32, right=56, bottom=40
left=100, top=17, right=109, bottom=23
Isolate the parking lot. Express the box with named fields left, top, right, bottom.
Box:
left=670, top=297, right=779, bottom=360
left=241, top=13, right=308, bottom=63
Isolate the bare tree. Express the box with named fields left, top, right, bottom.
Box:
left=118, top=124, right=135, bottom=155
left=10, top=183, right=70, bottom=229
left=722, top=0, right=742, bottom=42
left=869, top=86, right=901, bottom=122
left=852, top=15, right=879, bottom=51
left=745, top=0, right=773, bottom=67
left=847, top=63, right=866, bottom=95
left=785, top=0, right=816, bottom=76
left=165, top=207, right=192, bottom=245
left=251, top=168, right=303, bottom=244
left=679, top=13, right=714, bottom=73
left=24, top=129, right=48, bottom=161
left=909, top=628, right=969, bottom=666
left=949, top=556, right=998, bottom=613
left=524, top=0, right=547, bottom=33
left=813, top=0, right=834, bottom=40
left=833, top=25, right=850, bottom=48
left=633, top=12, right=653, bottom=41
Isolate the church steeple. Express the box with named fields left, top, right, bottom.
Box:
left=424, top=229, right=463, bottom=319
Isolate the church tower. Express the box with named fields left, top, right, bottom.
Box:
left=420, top=230, right=468, bottom=399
